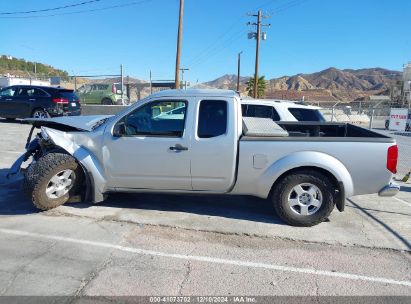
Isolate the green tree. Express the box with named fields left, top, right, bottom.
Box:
left=246, top=75, right=267, bottom=98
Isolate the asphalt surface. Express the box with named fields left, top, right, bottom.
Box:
left=0, top=119, right=410, bottom=298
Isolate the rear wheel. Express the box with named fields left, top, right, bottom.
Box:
left=271, top=170, right=335, bottom=227
left=101, top=98, right=113, bottom=105
left=32, top=109, right=49, bottom=119
left=27, top=153, right=84, bottom=210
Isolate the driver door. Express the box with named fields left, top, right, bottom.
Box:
left=103, top=99, right=192, bottom=190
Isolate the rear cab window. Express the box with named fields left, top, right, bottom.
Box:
left=288, top=108, right=325, bottom=122
left=198, top=100, right=227, bottom=138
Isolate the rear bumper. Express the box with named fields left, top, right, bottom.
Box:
left=378, top=183, right=400, bottom=197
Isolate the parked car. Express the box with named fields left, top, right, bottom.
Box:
left=77, top=83, right=128, bottom=105
left=0, top=85, right=81, bottom=120
left=9, top=89, right=399, bottom=227
left=242, top=99, right=326, bottom=122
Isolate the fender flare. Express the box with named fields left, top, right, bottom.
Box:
left=256, top=151, right=354, bottom=203
left=44, top=127, right=107, bottom=203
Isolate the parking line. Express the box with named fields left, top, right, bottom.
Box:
left=394, top=197, right=411, bottom=208
left=0, top=228, right=410, bottom=288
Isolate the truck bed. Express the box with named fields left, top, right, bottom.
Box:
left=242, top=121, right=395, bottom=143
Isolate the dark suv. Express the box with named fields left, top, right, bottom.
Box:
left=0, top=85, right=81, bottom=120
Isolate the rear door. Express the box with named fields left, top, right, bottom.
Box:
left=190, top=99, right=238, bottom=191
left=13, top=86, right=34, bottom=118
left=25, top=87, right=51, bottom=118
left=89, top=84, right=100, bottom=104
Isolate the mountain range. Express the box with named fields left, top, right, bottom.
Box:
left=196, top=67, right=402, bottom=102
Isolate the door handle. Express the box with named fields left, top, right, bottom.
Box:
left=169, top=144, right=188, bottom=151
left=29, top=99, right=36, bottom=101
left=5, top=98, right=12, bottom=101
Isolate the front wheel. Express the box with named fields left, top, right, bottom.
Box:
left=271, top=170, right=335, bottom=227
left=27, top=153, right=84, bottom=210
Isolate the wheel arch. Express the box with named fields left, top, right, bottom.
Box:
left=42, top=127, right=107, bottom=203
left=31, top=107, right=49, bottom=118
left=256, top=151, right=354, bottom=211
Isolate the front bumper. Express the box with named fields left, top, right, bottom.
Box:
left=378, top=183, right=401, bottom=197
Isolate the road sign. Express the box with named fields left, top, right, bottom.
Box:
left=388, top=108, right=408, bottom=131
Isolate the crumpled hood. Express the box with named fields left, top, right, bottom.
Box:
left=24, top=115, right=113, bottom=132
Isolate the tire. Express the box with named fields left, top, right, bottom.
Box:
left=32, top=108, right=49, bottom=119
left=101, top=98, right=113, bottom=105
left=271, top=170, right=335, bottom=227
left=23, top=161, right=40, bottom=196
left=27, top=153, right=84, bottom=210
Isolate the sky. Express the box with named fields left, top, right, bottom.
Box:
left=0, top=0, right=410, bottom=83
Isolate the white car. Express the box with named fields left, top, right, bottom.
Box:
left=241, top=99, right=325, bottom=122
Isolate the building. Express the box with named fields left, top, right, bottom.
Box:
left=0, top=76, right=50, bottom=88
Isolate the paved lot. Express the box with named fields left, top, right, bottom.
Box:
left=0, top=119, right=410, bottom=297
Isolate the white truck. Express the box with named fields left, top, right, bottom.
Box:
left=241, top=99, right=325, bottom=122
left=9, top=89, right=400, bottom=226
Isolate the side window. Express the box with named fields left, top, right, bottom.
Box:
left=0, top=87, right=17, bottom=97
left=120, top=100, right=187, bottom=137
left=33, top=88, right=48, bottom=97
left=288, top=108, right=325, bottom=122
left=78, top=85, right=91, bottom=94
left=16, top=87, right=29, bottom=97
left=241, top=104, right=247, bottom=115
left=198, top=100, right=227, bottom=138
left=242, top=104, right=280, bottom=121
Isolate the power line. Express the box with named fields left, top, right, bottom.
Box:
left=185, top=1, right=284, bottom=66
left=189, top=0, right=307, bottom=71
left=0, top=0, right=154, bottom=19
left=0, top=0, right=103, bottom=15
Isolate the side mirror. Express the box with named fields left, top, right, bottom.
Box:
left=113, top=122, right=126, bottom=137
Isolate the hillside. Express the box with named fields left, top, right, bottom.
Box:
left=0, top=55, right=69, bottom=80
left=198, top=67, right=402, bottom=102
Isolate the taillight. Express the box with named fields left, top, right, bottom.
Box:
left=52, top=98, right=69, bottom=104
left=112, top=84, right=116, bottom=94
left=387, top=145, right=398, bottom=174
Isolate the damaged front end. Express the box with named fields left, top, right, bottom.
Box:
left=8, top=115, right=111, bottom=204
left=7, top=126, right=52, bottom=178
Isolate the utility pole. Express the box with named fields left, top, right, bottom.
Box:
left=174, top=0, right=184, bottom=90
left=120, top=64, right=124, bottom=105
left=150, top=70, right=153, bottom=94
left=248, top=10, right=270, bottom=98
left=237, top=51, right=243, bottom=92
left=180, top=68, right=189, bottom=90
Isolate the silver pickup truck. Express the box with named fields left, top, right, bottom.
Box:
left=9, top=89, right=400, bottom=226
